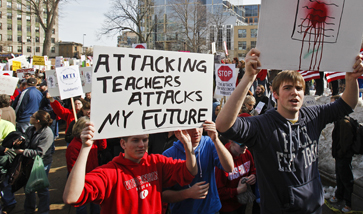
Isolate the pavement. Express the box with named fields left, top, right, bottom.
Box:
left=6, top=131, right=358, bottom=214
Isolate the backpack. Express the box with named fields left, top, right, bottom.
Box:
left=348, top=117, right=363, bottom=155
left=1, top=131, right=29, bottom=150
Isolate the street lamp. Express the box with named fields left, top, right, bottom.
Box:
left=83, top=34, right=86, bottom=54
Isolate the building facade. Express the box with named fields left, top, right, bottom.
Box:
left=117, top=31, right=138, bottom=48
left=57, top=42, right=83, bottom=59
left=0, top=0, right=59, bottom=59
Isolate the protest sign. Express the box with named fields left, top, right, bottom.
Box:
left=56, top=65, right=83, bottom=100
left=0, top=71, right=13, bottom=76
left=55, top=56, right=63, bottom=67
left=303, top=96, right=318, bottom=107
left=12, top=61, right=21, bottom=71
left=214, top=64, right=237, bottom=96
left=0, top=75, right=18, bottom=95
left=132, top=43, right=147, bottom=49
left=33, top=56, right=45, bottom=65
left=16, top=68, right=35, bottom=80
left=91, top=46, right=213, bottom=139
left=8, top=55, right=29, bottom=68
left=45, top=70, right=59, bottom=96
left=80, top=67, right=92, bottom=93
left=0, top=63, right=6, bottom=71
left=257, top=0, right=363, bottom=72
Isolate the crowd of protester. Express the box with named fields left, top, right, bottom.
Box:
left=0, top=46, right=362, bottom=214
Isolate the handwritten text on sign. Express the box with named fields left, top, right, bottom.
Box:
left=91, top=46, right=213, bottom=139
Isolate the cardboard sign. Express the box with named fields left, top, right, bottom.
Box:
left=214, top=64, right=237, bottom=96
left=16, top=68, right=35, bottom=80
left=0, top=75, right=19, bottom=95
left=56, top=65, right=83, bottom=100
left=12, top=61, right=21, bottom=71
left=257, top=0, right=363, bottom=72
left=80, top=67, right=92, bottom=93
left=0, top=71, right=13, bottom=76
left=33, top=56, right=45, bottom=65
left=132, top=43, right=147, bottom=49
left=91, top=46, right=213, bottom=139
left=55, top=56, right=63, bottom=68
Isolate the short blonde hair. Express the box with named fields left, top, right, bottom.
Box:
left=244, top=95, right=256, bottom=105
left=72, top=116, right=90, bottom=138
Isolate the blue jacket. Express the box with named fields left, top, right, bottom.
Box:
left=163, top=135, right=224, bottom=214
left=12, top=87, right=42, bottom=123
left=221, top=98, right=352, bottom=214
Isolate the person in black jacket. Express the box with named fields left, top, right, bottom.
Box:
left=329, top=95, right=354, bottom=213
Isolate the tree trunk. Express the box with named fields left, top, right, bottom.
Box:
left=42, top=27, right=52, bottom=56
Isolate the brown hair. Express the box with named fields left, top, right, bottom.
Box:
left=257, top=84, right=265, bottom=94
left=80, top=99, right=90, bottom=110
left=35, top=110, right=53, bottom=128
left=72, top=116, right=90, bottom=138
left=272, top=70, right=305, bottom=96
left=0, top=94, right=10, bottom=108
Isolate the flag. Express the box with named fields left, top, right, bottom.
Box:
left=298, top=70, right=320, bottom=81
left=223, top=41, right=228, bottom=56
left=325, top=71, right=363, bottom=83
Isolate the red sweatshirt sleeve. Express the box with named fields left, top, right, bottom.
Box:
left=50, top=100, right=74, bottom=122
left=215, top=166, right=238, bottom=200
left=246, top=150, right=256, bottom=175
left=159, top=155, right=194, bottom=188
left=65, top=142, right=81, bottom=173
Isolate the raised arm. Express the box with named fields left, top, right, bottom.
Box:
left=174, top=129, right=198, bottom=176
left=203, top=120, right=234, bottom=173
left=216, top=49, right=261, bottom=133
left=341, top=55, right=363, bottom=109
left=63, top=122, right=94, bottom=204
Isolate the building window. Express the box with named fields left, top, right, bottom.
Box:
left=26, top=5, right=31, bottom=12
left=251, top=41, right=256, bottom=49
left=17, top=14, right=21, bottom=20
left=35, top=26, right=39, bottom=32
left=7, top=12, right=12, bottom=19
left=27, top=36, right=31, bottom=42
left=254, top=18, right=258, bottom=23
left=74, top=46, right=77, bottom=51
left=17, top=25, right=21, bottom=31
left=7, top=24, right=11, bottom=30
left=27, top=26, right=31, bottom=32
left=0, top=34, right=2, bottom=41
left=6, top=1, right=11, bottom=8
left=35, top=37, right=39, bottom=42
left=0, top=1, right=2, bottom=7
left=0, top=46, right=2, bottom=52
left=52, top=28, right=55, bottom=34
left=27, top=46, right=31, bottom=52
left=251, top=29, right=257, bottom=38
left=7, top=46, right=13, bottom=52
left=26, top=15, right=31, bottom=22
left=238, top=53, right=242, bottom=58
left=7, top=35, right=12, bottom=41
left=17, top=46, right=22, bottom=53
left=209, top=26, right=214, bottom=43
left=0, top=23, right=2, bottom=30
left=51, top=47, right=55, bottom=53
left=36, top=47, right=40, bottom=53
left=17, top=36, right=21, bottom=42
left=249, top=18, right=253, bottom=23
left=51, top=38, right=55, bottom=43
left=226, top=26, right=231, bottom=50
left=238, top=41, right=246, bottom=50
left=17, top=3, right=21, bottom=10
left=217, top=27, right=223, bottom=50
left=238, top=29, right=246, bottom=38
left=0, top=11, right=2, bottom=18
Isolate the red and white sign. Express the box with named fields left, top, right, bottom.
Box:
left=298, top=70, right=320, bottom=81
left=0, top=71, right=13, bottom=76
left=132, top=43, right=147, bottom=49
left=16, top=68, right=35, bottom=80
left=215, top=64, right=237, bottom=96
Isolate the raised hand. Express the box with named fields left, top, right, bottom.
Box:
left=202, top=120, right=218, bottom=142
left=174, top=129, right=192, bottom=150
left=46, top=92, right=55, bottom=102
left=80, top=122, right=95, bottom=147
left=245, top=48, right=261, bottom=77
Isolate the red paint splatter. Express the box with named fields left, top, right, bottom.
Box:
left=299, top=0, right=330, bottom=71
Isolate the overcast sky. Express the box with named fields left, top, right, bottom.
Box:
left=58, top=0, right=261, bottom=48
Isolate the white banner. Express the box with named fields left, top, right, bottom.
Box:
left=0, top=75, right=19, bottom=95
left=56, top=65, right=83, bottom=100
left=214, top=64, right=237, bottom=96
left=91, top=46, right=214, bottom=139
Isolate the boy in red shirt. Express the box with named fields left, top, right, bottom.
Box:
left=63, top=123, right=198, bottom=214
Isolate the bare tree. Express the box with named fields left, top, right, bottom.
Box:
left=17, top=0, right=63, bottom=56
left=167, top=0, right=209, bottom=53
left=99, top=0, right=156, bottom=44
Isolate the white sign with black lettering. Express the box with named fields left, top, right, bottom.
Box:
left=56, top=65, right=83, bottom=100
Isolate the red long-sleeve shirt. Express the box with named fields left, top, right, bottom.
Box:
left=50, top=100, right=75, bottom=133
left=66, top=137, right=107, bottom=173
left=215, top=142, right=256, bottom=212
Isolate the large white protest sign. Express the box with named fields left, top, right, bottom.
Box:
left=0, top=75, right=19, bottom=95
left=91, top=46, right=214, bottom=139
left=214, top=64, right=237, bottom=96
left=8, top=55, right=29, bottom=68
left=0, top=63, right=7, bottom=71
left=0, top=71, right=13, bottom=76
left=257, top=0, right=363, bottom=72
left=56, top=65, right=83, bottom=100
left=80, top=67, right=92, bottom=93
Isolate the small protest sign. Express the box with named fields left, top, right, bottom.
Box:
left=214, top=64, right=237, bottom=96
left=132, top=43, right=147, bottom=49
left=80, top=67, right=92, bottom=93
left=0, top=75, right=19, bottom=95
left=55, top=56, right=63, bottom=68
left=0, top=71, right=13, bottom=76
left=12, top=61, right=21, bottom=71
left=33, top=56, right=45, bottom=65
left=91, top=46, right=213, bottom=139
left=45, top=70, right=59, bottom=96
left=16, top=68, right=35, bottom=80
left=303, top=96, right=317, bottom=107
left=56, top=65, right=83, bottom=100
